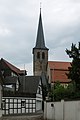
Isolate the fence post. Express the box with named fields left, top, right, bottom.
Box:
left=44, top=101, right=47, bottom=120
left=61, top=100, right=65, bottom=120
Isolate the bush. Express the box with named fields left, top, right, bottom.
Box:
left=49, top=82, right=80, bottom=101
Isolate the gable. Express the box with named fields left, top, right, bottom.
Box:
left=0, top=58, right=27, bottom=76
left=19, top=76, right=41, bottom=95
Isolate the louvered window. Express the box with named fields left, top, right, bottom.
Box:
left=42, top=52, right=45, bottom=59
left=37, top=52, right=40, bottom=59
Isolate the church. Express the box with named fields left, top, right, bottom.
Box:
left=32, top=8, right=71, bottom=86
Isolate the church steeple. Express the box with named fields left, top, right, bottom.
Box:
left=34, top=9, right=48, bottom=50
left=33, top=9, right=49, bottom=76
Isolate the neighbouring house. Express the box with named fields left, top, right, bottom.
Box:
left=47, top=61, right=71, bottom=86
left=19, top=74, right=48, bottom=99
left=0, top=58, right=27, bottom=78
left=0, top=58, right=27, bottom=97
left=19, top=76, right=43, bottom=110
left=3, top=76, right=19, bottom=95
left=2, top=76, right=43, bottom=115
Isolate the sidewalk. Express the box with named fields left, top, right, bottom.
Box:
left=0, top=111, right=44, bottom=120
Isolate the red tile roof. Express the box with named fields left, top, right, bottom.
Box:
left=48, top=61, right=71, bottom=83
left=48, top=61, right=71, bottom=70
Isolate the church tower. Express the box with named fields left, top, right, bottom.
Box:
left=33, top=9, right=49, bottom=76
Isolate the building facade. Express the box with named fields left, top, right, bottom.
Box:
left=2, top=76, right=42, bottom=115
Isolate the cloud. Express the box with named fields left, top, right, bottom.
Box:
left=0, top=25, right=11, bottom=36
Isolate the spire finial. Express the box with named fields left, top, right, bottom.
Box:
left=40, top=2, right=42, bottom=11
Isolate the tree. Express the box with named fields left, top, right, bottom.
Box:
left=48, top=81, right=79, bottom=101
left=66, top=42, right=80, bottom=91
left=49, top=82, right=66, bottom=101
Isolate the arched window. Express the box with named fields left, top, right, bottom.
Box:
left=42, top=52, right=45, bottom=59
left=37, top=52, right=40, bottom=59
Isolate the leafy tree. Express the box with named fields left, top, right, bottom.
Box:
left=66, top=42, right=80, bottom=91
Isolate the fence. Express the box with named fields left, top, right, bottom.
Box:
left=44, top=100, right=80, bottom=120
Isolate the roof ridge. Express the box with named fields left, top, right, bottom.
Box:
left=48, top=61, right=71, bottom=63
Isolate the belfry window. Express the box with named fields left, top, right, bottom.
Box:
left=37, top=52, right=40, bottom=59
left=42, top=52, right=45, bottom=59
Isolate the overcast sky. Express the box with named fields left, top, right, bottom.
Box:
left=0, top=0, right=80, bottom=75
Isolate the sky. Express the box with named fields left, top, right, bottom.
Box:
left=0, top=0, right=80, bottom=75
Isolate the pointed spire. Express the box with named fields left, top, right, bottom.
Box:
left=34, top=9, right=48, bottom=50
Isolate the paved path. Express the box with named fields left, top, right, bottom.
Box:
left=0, top=113, right=44, bottom=120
